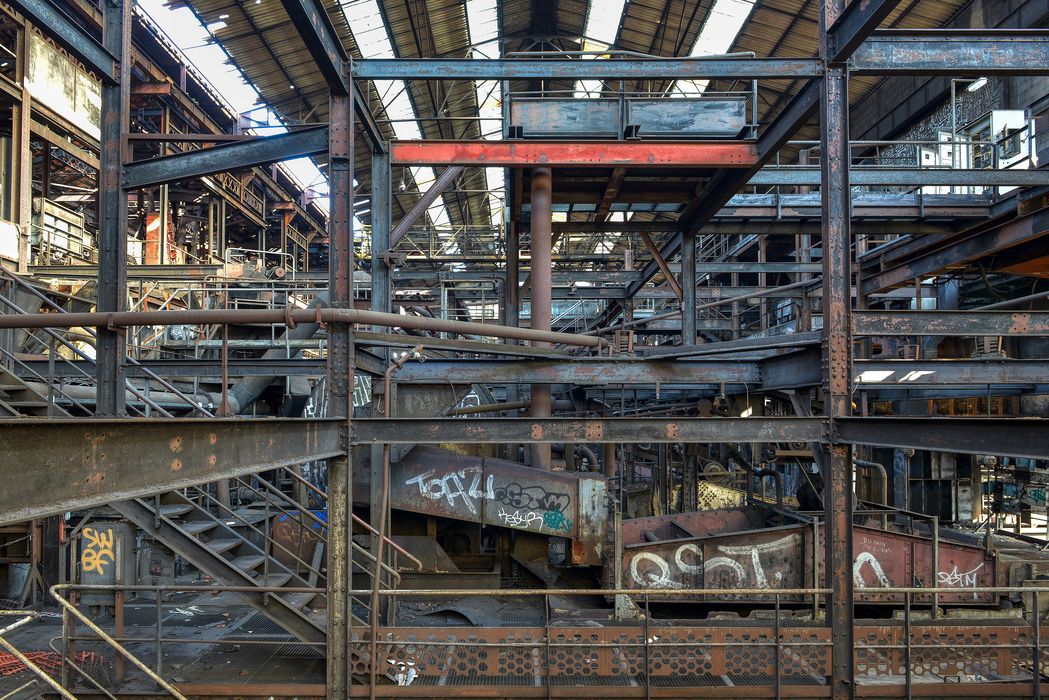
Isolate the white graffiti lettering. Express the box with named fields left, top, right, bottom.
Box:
left=627, top=534, right=799, bottom=590
left=937, top=562, right=984, bottom=599
left=496, top=508, right=544, bottom=530
left=853, top=551, right=891, bottom=589
left=404, top=468, right=495, bottom=515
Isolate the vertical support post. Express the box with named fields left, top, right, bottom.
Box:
left=505, top=221, right=520, bottom=462
left=680, top=229, right=696, bottom=345
left=820, top=0, right=854, bottom=696
left=326, top=62, right=355, bottom=700
left=369, top=148, right=390, bottom=580
left=529, top=167, right=553, bottom=469
left=97, top=0, right=130, bottom=416
left=14, top=23, right=31, bottom=273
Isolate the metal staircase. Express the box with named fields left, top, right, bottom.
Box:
left=0, top=365, right=71, bottom=417
left=111, top=489, right=330, bottom=645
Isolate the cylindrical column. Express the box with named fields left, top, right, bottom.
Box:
left=530, top=167, right=553, bottom=469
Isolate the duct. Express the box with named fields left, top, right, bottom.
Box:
left=225, top=292, right=328, bottom=415
left=22, top=380, right=223, bottom=412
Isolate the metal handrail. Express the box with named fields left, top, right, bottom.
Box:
left=0, top=610, right=77, bottom=700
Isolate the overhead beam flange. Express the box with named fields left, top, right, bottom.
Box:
left=0, top=418, right=343, bottom=525
left=8, top=0, right=117, bottom=83
left=123, top=126, right=330, bottom=189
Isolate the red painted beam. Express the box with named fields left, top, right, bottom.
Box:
left=390, top=140, right=758, bottom=167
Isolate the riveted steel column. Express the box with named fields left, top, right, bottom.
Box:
left=821, top=0, right=854, bottom=696
left=326, top=63, right=354, bottom=700
left=369, top=148, right=390, bottom=564
left=506, top=221, right=521, bottom=462
left=97, top=0, right=130, bottom=416
left=530, top=168, right=553, bottom=469
left=681, top=230, right=697, bottom=345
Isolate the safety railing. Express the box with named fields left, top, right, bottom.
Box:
left=0, top=610, right=76, bottom=699
left=41, top=583, right=1049, bottom=697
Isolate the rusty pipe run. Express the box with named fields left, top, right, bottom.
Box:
left=0, top=307, right=604, bottom=348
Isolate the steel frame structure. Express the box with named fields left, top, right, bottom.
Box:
left=0, top=0, right=1048, bottom=698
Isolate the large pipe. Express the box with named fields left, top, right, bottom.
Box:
left=530, top=167, right=553, bottom=469
left=0, top=306, right=603, bottom=348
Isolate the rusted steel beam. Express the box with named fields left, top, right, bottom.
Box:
left=836, top=417, right=1049, bottom=460
left=352, top=417, right=826, bottom=444
left=639, top=232, right=683, bottom=300
left=0, top=418, right=343, bottom=525
left=8, top=0, right=117, bottom=83
left=855, top=359, right=1049, bottom=385
left=853, top=30, right=1049, bottom=76
left=394, top=358, right=761, bottom=385
left=852, top=310, right=1049, bottom=336
left=826, top=0, right=904, bottom=62
left=389, top=165, right=463, bottom=247
left=389, top=141, right=757, bottom=167
left=122, top=126, right=329, bottom=189
left=354, top=57, right=824, bottom=81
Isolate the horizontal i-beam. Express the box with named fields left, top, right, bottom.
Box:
left=394, top=358, right=760, bottom=385
left=853, top=310, right=1049, bottom=336
left=855, top=359, right=1049, bottom=385
left=352, top=417, right=826, bottom=444
left=836, top=417, right=1049, bottom=460
left=0, top=418, right=343, bottom=525
left=354, top=57, right=824, bottom=80
left=123, top=126, right=330, bottom=189
left=852, top=30, right=1049, bottom=76
left=750, top=168, right=1049, bottom=187
left=389, top=141, right=757, bottom=167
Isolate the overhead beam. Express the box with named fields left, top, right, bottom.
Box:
left=123, top=126, right=329, bottom=189
left=861, top=207, right=1049, bottom=293
left=389, top=141, right=757, bottom=167
left=279, top=0, right=348, bottom=94
left=853, top=310, right=1049, bottom=336
left=855, top=359, right=1049, bottom=384
left=354, top=58, right=824, bottom=81
left=751, top=167, right=1049, bottom=187
left=852, top=30, right=1049, bottom=76
left=827, top=0, right=904, bottom=62
left=0, top=418, right=343, bottom=525
left=394, top=358, right=760, bottom=385
left=352, top=417, right=826, bottom=444
left=836, top=418, right=1049, bottom=460
left=7, top=0, right=117, bottom=83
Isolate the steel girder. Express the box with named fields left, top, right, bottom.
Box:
left=852, top=30, right=1049, bottom=76
left=122, top=126, right=330, bottom=189
left=393, top=358, right=761, bottom=385
left=852, top=310, right=1049, bottom=336
left=836, top=417, right=1049, bottom=460
left=0, top=418, right=343, bottom=525
left=7, top=0, right=117, bottom=83
left=388, top=141, right=757, bottom=167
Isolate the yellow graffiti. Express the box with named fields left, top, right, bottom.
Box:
left=81, top=527, right=115, bottom=575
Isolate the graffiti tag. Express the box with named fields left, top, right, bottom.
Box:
left=404, top=467, right=495, bottom=516
left=81, top=527, right=115, bottom=576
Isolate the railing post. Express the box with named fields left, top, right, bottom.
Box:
left=904, top=591, right=911, bottom=700
left=775, top=592, right=782, bottom=700
left=1034, top=589, right=1041, bottom=699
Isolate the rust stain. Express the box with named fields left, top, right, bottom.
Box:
left=208, top=455, right=217, bottom=467
left=666, top=423, right=679, bottom=440
left=531, top=423, right=544, bottom=440
left=84, top=472, right=105, bottom=486
left=169, top=436, right=183, bottom=453
left=171, top=459, right=183, bottom=472
left=585, top=422, right=603, bottom=441
left=208, top=432, right=217, bottom=445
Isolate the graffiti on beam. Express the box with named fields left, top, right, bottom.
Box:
left=81, top=526, right=115, bottom=575
left=404, top=468, right=574, bottom=534
left=405, top=467, right=496, bottom=516
left=627, top=534, right=800, bottom=590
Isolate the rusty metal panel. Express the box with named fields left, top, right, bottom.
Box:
left=79, top=520, right=135, bottom=606
left=851, top=526, right=996, bottom=604
left=627, top=98, right=747, bottom=138
left=622, top=523, right=808, bottom=594
left=622, top=508, right=753, bottom=546
left=390, top=447, right=605, bottom=548
left=510, top=98, right=620, bottom=138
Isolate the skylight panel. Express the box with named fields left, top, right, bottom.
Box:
left=465, top=0, right=504, bottom=226
left=677, top=0, right=756, bottom=95
left=575, top=0, right=627, bottom=98
left=341, top=0, right=450, bottom=228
